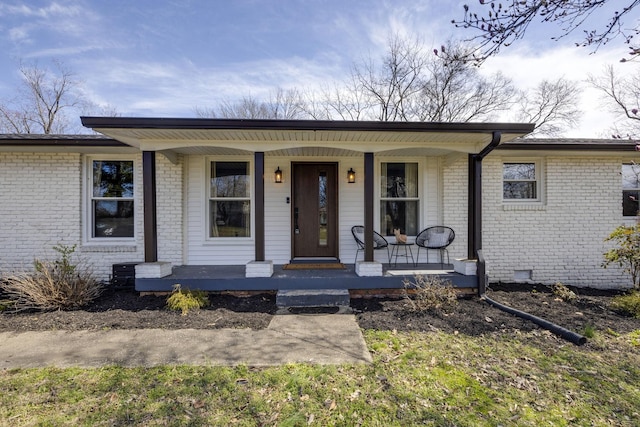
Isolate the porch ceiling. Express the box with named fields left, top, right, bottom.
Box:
left=81, top=117, right=535, bottom=155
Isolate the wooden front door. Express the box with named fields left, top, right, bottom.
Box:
left=292, top=163, right=339, bottom=259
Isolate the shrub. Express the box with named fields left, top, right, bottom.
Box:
left=582, top=324, right=596, bottom=339
left=551, top=282, right=577, bottom=303
left=603, top=223, right=640, bottom=289
left=403, top=275, right=458, bottom=313
left=609, top=291, right=640, bottom=318
left=0, top=244, right=102, bottom=311
left=166, top=284, right=209, bottom=315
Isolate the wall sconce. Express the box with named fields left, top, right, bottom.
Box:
left=347, top=168, right=356, bottom=183
left=274, top=166, right=283, bottom=183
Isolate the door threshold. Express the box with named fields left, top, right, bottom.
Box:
left=289, top=257, right=341, bottom=264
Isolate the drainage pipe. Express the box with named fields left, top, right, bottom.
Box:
left=481, top=293, right=587, bottom=346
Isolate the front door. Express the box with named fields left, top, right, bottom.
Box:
left=292, top=163, right=338, bottom=259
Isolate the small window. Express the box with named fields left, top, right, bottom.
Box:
left=90, top=160, right=135, bottom=238
left=622, top=163, right=640, bottom=217
left=380, top=162, right=419, bottom=236
left=503, top=162, right=539, bottom=201
left=209, top=161, right=251, bottom=238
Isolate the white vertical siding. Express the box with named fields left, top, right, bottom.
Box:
left=185, top=155, right=254, bottom=264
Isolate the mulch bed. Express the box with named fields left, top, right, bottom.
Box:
left=1, top=284, right=638, bottom=345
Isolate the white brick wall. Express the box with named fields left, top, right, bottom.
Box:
left=1, top=152, right=85, bottom=272
left=155, top=154, right=184, bottom=265
left=1, top=149, right=633, bottom=289
left=0, top=152, right=154, bottom=282
left=482, top=155, right=629, bottom=289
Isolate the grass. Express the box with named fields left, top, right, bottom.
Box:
left=1, top=330, right=639, bottom=426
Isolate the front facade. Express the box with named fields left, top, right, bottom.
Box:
left=0, top=120, right=637, bottom=290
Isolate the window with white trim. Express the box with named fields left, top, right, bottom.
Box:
left=503, top=161, right=540, bottom=201
left=622, top=163, right=640, bottom=217
left=90, top=159, right=135, bottom=239
left=209, top=161, right=251, bottom=238
left=380, top=162, right=419, bottom=236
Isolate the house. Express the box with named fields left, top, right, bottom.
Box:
left=0, top=118, right=637, bottom=293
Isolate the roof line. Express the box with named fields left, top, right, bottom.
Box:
left=80, top=116, right=536, bottom=134
left=498, top=142, right=637, bottom=151
left=0, top=135, right=127, bottom=147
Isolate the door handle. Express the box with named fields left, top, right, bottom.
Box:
left=294, top=207, right=300, bottom=234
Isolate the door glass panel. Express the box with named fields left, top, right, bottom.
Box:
left=319, top=171, right=327, bottom=246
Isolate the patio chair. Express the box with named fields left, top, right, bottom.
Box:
left=351, top=225, right=390, bottom=264
left=415, top=226, right=455, bottom=267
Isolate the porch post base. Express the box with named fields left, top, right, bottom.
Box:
left=453, top=258, right=477, bottom=276
left=135, top=262, right=172, bottom=278
left=246, top=260, right=273, bottom=278
left=355, top=261, right=383, bottom=277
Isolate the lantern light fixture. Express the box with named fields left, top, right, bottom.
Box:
left=347, top=167, right=356, bottom=183
left=274, top=166, right=283, bottom=183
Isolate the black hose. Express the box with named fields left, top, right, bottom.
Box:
left=481, top=293, right=587, bottom=346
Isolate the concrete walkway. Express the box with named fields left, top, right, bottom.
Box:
left=0, top=314, right=372, bottom=368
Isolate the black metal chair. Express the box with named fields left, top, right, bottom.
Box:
left=415, top=226, right=455, bottom=267
left=351, top=225, right=390, bottom=264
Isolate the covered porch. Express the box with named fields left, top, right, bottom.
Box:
left=82, top=118, right=534, bottom=295
left=134, top=262, right=479, bottom=294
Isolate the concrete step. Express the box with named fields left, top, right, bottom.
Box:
left=276, top=289, right=351, bottom=310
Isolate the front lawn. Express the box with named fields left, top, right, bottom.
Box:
left=1, top=329, right=638, bottom=426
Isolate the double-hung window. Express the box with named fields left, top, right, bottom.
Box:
left=622, top=163, right=640, bottom=217
left=209, top=161, right=251, bottom=238
left=90, top=159, right=135, bottom=239
left=380, top=162, right=419, bottom=236
left=503, top=162, right=540, bottom=201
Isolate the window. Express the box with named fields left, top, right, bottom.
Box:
left=380, top=162, right=419, bottom=236
left=209, top=161, right=251, bottom=238
left=622, top=163, right=640, bottom=217
left=503, top=162, right=539, bottom=201
left=90, top=159, right=134, bottom=238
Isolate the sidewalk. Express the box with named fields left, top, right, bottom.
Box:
left=0, top=313, right=372, bottom=368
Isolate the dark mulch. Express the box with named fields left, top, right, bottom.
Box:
left=0, top=290, right=276, bottom=332
left=1, top=284, right=638, bottom=342
left=353, top=283, right=640, bottom=338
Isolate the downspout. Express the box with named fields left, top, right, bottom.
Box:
left=468, top=135, right=585, bottom=345
left=468, top=131, right=501, bottom=294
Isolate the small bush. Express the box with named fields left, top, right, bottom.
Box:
left=610, top=291, right=640, bottom=318
left=166, top=284, right=209, bottom=315
left=551, top=282, right=577, bottom=303
left=0, top=244, right=102, bottom=311
left=602, top=223, right=640, bottom=289
left=582, top=324, right=596, bottom=339
left=403, top=275, right=458, bottom=313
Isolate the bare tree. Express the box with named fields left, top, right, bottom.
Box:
left=351, top=35, right=427, bottom=121
left=304, top=77, right=372, bottom=121
left=453, top=0, right=640, bottom=64
left=319, top=36, right=577, bottom=133
left=588, top=65, right=640, bottom=137
left=0, top=60, right=84, bottom=134
left=415, top=43, right=516, bottom=122
left=196, top=88, right=307, bottom=119
left=516, top=78, right=582, bottom=137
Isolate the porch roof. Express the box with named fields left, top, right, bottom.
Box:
left=80, top=117, right=535, bottom=156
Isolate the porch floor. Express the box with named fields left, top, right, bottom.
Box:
left=135, top=263, right=477, bottom=293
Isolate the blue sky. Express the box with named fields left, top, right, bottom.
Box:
left=0, top=0, right=636, bottom=137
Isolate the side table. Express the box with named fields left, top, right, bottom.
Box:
left=389, top=241, right=415, bottom=267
